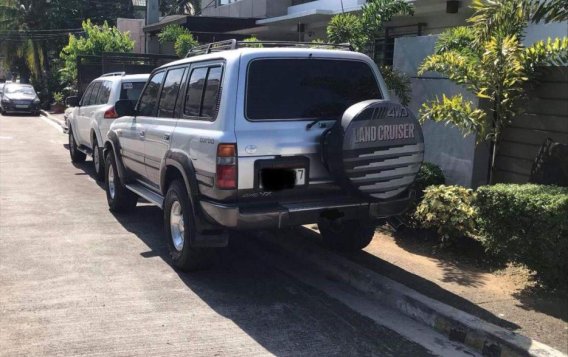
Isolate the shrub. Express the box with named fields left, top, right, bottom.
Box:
left=242, top=36, right=263, bottom=48
left=53, top=92, right=64, bottom=104
left=476, top=184, right=568, bottom=288
left=413, top=162, right=446, bottom=199
left=414, top=185, right=477, bottom=243
left=402, top=163, right=445, bottom=227
left=157, top=24, right=198, bottom=58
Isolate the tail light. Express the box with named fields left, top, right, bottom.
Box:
left=216, top=144, right=237, bottom=189
left=104, top=106, right=119, bottom=119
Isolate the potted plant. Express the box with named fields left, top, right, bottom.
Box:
left=51, top=92, right=65, bottom=114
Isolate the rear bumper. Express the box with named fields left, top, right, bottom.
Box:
left=199, top=191, right=414, bottom=229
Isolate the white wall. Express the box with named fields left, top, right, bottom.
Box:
left=393, top=35, right=483, bottom=186
left=524, top=21, right=568, bottom=45
left=117, top=18, right=145, bottom=54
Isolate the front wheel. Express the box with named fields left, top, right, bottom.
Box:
left=68, top=127, right=86, bottom=163
left=93, top=141, right=104, bottom=181
left=318, top=218, right=376, bottom=252
left=105, top=151, right=137, bottom=212
left=164, top=180, right=213, bottom=271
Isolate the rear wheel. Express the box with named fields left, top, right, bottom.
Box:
left=318, top=218, right=376, bottom=252
left=105, top=151, right=137, bottom=212
left=68, top=127, right=86, bottom=163
left=164, top=180, right=213, bottom=271
left=93, top=141, right=104, bottom=181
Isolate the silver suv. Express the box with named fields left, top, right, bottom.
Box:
left=66, top=72, right=149, bottom=180
left=104, top=41, right=424, bottom=271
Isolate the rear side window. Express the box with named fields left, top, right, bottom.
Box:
left=201, top=67, right=222, bottom=118
left=183, top=65, right=223, bottom=120
left=246, top=59, right=381, bottom=120
left=85, top=82, right=101, bottom=106
left=97, top=81, right=112, bottom=104
left=120, top=81, right=145, bottom=101
left=158, top=67, right=186, bottom=118
left=184, top=67, right=208, bottom=117
left=137, top=71, right=165, bottom=116
left=80, top=84, right=94, bottom=106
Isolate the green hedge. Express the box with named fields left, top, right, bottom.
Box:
left=476, top=184, right=568, bottom=288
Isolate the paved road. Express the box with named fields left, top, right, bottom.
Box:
left=0, top=113, right=436, bottom=356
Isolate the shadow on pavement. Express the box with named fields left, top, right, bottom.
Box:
left=71, top=161, right=105, bottom=190
left=108, top=206, right=432, bottom=357
left=294, top=227, right=521, bottom=331
left=512, top=288, right=568, bottom=323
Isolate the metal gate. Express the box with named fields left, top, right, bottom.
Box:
left=76, top=52, right=178, bottom=95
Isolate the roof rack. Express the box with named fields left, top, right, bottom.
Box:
left=185, top=39, right=353, bottom=58
left=101, top=72, right=126, bottom=77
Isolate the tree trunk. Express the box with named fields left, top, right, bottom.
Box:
left=31, top=40, right=42, bottom=82
left=488, top=135, right=500, bottom=184
left=42, top=44, right=50, bottom=74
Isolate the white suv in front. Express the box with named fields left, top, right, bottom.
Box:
left=66, top=72, right=149, bottom=180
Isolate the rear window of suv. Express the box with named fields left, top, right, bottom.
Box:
left=120, top=81, right=145, bottom=101
left=246, top=59, right=381, bottom=121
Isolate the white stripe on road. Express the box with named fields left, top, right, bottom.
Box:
left=39, top=115, right=63, bottom=134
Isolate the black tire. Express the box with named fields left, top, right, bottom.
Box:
left=68, top=127, right=86, bottom=163
left=164, top=180, right=213, bottom=271
left=93, top=141, right=104, bottom=181
left=318, top=218, right=376, bottom=252
left=105, top=151, right=137, bottom=212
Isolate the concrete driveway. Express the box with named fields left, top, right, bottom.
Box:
left=0, top=113, right=436, bottom=356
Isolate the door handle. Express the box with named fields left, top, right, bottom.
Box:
left=163, top=134, right=170, bottom=141
left=139, top=130, right=145, bottom=137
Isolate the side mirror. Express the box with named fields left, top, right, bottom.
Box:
left=66, top=96, right=79, bottom=107
left=114, top=99, right=136, bottom=117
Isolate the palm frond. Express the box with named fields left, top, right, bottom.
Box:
left=468, top=0, right=530, bottom=41
left=523, top=37, right=568, bottom=74
left=530, top=0, right=568, bottom=23
left=419, top=51, right=482, bottom=92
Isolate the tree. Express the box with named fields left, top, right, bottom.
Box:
left=327, top=13, right=366, bottom=51
left=157, top=24, right=198, bottom=58
left=326, top=0, right=414, bottom=105
left=60, top=20, right=135, bottom=83
left=160, top=0, right=201, bottom=15
left=418, top=0, right=568, bottom=183
left=0, top=0, right=48, bottom=81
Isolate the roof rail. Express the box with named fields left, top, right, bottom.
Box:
left=185, top=39, right=352, bottom=58
left=101, top=72, right=126, bottom=77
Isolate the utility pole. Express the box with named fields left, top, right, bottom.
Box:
left=146, top=0, right=160, bottom=54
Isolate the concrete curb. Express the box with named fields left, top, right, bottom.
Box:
left=252, top=230, right=565, bottom=357
left=40, top=110, right=66, bottom=131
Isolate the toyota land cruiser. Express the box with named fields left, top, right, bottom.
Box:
left=104, top=40, right=424, bottom=271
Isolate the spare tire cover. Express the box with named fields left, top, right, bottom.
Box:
left=323, top=100, right=424, bottom=200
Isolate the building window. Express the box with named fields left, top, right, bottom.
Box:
left=218, top=0, right=238, bottom=5
left=291, top=0, right=317, bottom=5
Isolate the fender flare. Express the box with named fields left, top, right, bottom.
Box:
left=161, top=150, right=222, bottom=238
left=104, top=131, right=128, bottom=184
left=90, top=125, right=103, bottom=148
left=161, top=150, right=200, bottom=205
